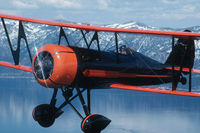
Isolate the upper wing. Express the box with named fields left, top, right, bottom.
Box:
left=0, top=14, right=200, bottom=38
left=0, top=14, right=200, bottom=73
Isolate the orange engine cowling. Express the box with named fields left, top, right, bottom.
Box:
left=32, top=44, right=78, bottom=88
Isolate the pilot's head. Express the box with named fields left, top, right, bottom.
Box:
left=120, top=45, right=127, bottom=55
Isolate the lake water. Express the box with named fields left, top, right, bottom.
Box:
left=0, top=68, right=200, bottom=133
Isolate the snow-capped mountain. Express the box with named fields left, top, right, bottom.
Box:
left=0, top=19, right=200, bottom=68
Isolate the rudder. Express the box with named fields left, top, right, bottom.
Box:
left=165, top=30, right=195, bottom=69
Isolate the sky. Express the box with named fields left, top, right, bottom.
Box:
left=0, top=0, right=200, bottom=28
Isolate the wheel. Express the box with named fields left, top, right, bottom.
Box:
left=81, top=114, right=111, bottom=133
left=180, top=77, right=187, bottom=85
left=32, top=104, right=56, bottom=127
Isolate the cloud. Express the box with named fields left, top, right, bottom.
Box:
left=0, top=9, right=19, bottom=15
left=153, top=12, right=200, bottom=20
left=12, top=0, right=38, bottom=9
left=97, top=0, right=112, bottom=9
left=148, top=3, right=198, bottom=20
left=183, top=5, right=196, bottom=12
left=38, top=0, right=81, bottom=8
left=55, top=13, right=66, bottom=20
left=162, top=0, right=179, bottom=4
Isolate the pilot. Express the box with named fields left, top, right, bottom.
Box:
left=119, top=45, right=127, bottom=55
left=119, top=45, right=134, bottom=56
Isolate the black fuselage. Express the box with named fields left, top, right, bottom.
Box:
left=72, top=47, right=174, bottom=88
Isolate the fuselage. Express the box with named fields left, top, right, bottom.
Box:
left=71, top=46, right=173, bottom=88
left=32, top=44, right=175, bottom=89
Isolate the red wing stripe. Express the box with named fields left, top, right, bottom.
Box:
left=136, top=74, right=170, bottom=78
left=83, top=69, right=170, bottom=78
left=165, top=67, right=200, bottom=74
left=0, top=14, right=200, bottom=38
left=83, top=70, right=122, bottom=78
left=0, top=61, right=32, bottom=72
left=110, top=84, right=200, bottom=97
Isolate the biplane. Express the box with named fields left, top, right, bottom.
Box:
left=0, top=14, right=200, bottom=133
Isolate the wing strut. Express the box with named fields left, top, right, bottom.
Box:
left=88, top=31, right=101, bottom=54
left=171, top=36, right=176, bottom=90
left=80, top=30, right=102, bottom=60
left=1, top=18, right=32, bottom=65
left=115, top=32, right=120, bottom=63
left=189, top=50, right=192, bottom=92
left=81, top=30, right=90, bottom=48
left=87, top=88, right=91, bottom=114
left=58, top=27, right=70, bottom=46
left=170, top=35, right=195, bottom=92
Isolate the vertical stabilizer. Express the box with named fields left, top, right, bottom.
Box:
left=165, top=30, right=195, bottom=69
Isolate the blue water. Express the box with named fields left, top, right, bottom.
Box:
left=1, top=68, right=200, bottom=133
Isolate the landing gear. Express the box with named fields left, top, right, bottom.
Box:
left=180, top=76, right=187, bottom=85
left=81, top=114, right=111, bottom=133
left=32, top=87, right=111, bottom=133
left=32, top=88, right=63, bottom=127
left=32, top=104, right=62, bottom=127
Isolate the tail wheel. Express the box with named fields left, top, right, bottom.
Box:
left=32, top=104, right=56, bottom=127
left=180, top=77, right=187, bottom=85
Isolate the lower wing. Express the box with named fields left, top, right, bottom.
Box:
left=165, top=67, right=200, bottom=74
left=0, top=61, right=32, bottom=72
left=1, top=61, right=200, bottom=97
left=109, top=84, right=200, bottom=97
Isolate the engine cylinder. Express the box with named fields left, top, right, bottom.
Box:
left=32, top=44, right=78, bottom=88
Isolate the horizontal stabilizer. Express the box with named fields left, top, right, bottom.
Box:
left=109, top=84, right=200, bottom=97
left=165, top=67, right=200, bottom=74
left=0, top=61, right=32, bottom=72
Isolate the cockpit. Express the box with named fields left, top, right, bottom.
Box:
left=119, top=45, right=134, bottom=56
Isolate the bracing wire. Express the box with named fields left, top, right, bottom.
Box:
left=117, top=33, right=166, bottom=84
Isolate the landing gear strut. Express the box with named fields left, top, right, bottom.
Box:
left=32, top=87, right=111, bottom=132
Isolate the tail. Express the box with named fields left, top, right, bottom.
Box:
left=165, top=34, right=195, bottom=69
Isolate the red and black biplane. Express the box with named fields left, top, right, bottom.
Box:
left=0, top=14, right=200, bottom=133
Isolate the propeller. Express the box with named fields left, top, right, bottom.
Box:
left=34, top=51, right=54, bottom=80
